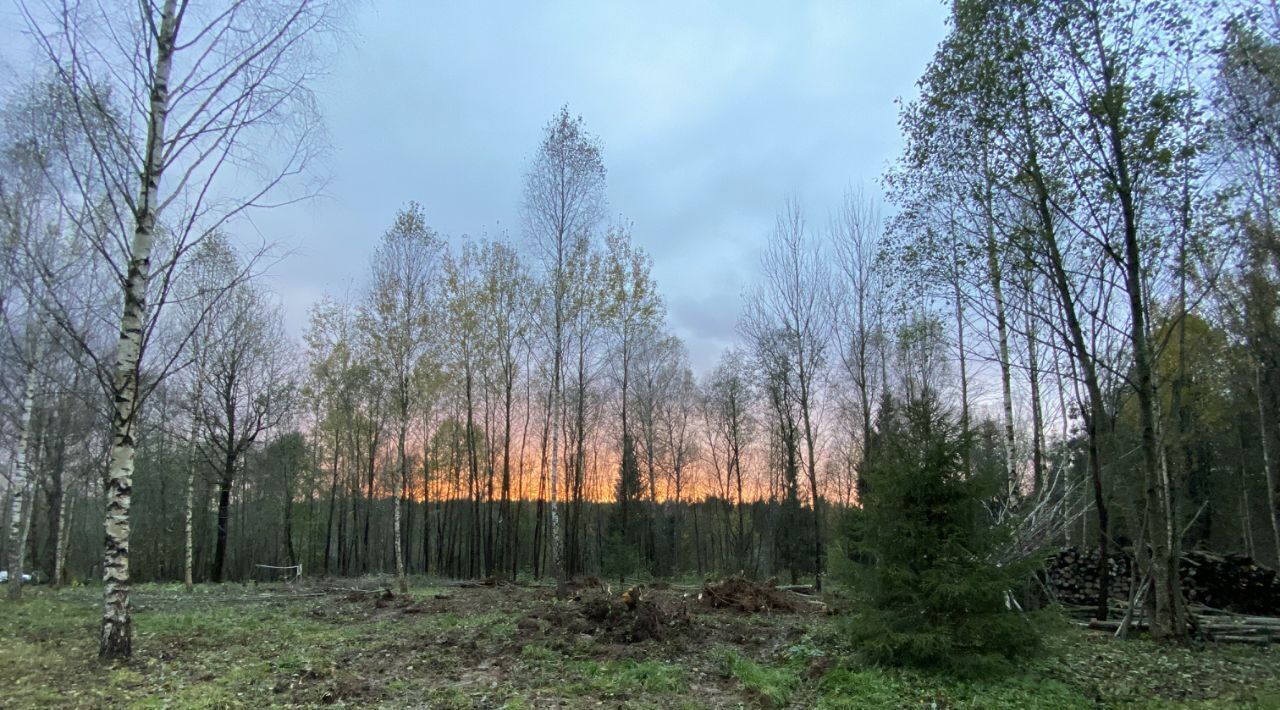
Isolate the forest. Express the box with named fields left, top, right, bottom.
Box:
left=4, top=0, right=1280, bottom=706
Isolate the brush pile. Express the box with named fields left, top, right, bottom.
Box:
left=700, top=576, right=799, bottom=613
left=576, top=586, right=690, bottom=643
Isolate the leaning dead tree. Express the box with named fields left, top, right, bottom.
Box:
left=19, top=0, right=342, bottom=660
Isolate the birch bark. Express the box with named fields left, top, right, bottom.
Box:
left=6, top=341, right=42, bottom=600
left=100, top=0, right=178, bottom=661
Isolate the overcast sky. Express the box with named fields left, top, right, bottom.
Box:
left=8, top=1, right=951, bottom=373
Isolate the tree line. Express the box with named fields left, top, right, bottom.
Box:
left=1, top=0, right=1278, bottom=660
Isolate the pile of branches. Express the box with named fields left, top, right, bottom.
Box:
left=700, top=576, right=799, bottom=613
left=1045, top=547, right=1280, bottom=616
left=577, top=586, right=689, bottom=643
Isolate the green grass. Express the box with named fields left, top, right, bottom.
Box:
left=717, top=649, right=801, bottom=707
left=568, top=659, right=689, bottom=695
left=4, top=583, right=1280, bottom=708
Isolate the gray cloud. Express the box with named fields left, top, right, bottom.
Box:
left=5, top=1, right=949, bottom=375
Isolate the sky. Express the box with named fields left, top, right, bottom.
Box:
left=5, top=1, right=951, bottom=374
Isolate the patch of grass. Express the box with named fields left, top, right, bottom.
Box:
left=566, top=658, right=688, bottom=696
left=519, top=643, right=559, bottom=663
left=420, top=609, right=517, bottom=638
left=416, top=686, right=472, bottom=708
left=716, top=649, right=801, bottom=707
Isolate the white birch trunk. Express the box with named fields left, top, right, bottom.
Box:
left=184, top=356, right=203, bottom=593
left=6, top=342, right=42, bottom=600
left=54, top=482, right=72, bottom=586
left=184, top=420, right=197, bottom=593
left=549, top=372, right=563, bottom=594
left=100, top=0, right=178, bottom=661
left=394, top=423, right=407, bottom=594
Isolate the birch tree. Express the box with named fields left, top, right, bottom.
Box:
left=477, top=240, right=533, bottom=579
left=702, top=349, right=754, bottom=572
left=365, top=203, right=443, bottom=593
left=1024, top=0, right=1211, bottom=642
left=175, top=236, right=240, bottom=591
left=0, top=83, right=60, bottom=600
left=521, top=106, right=606, bottom=592
left=19, top=0, right=340, bottom=658
left=4, top=327, right=43, bottom=599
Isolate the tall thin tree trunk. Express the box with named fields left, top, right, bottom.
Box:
left=497, top=378, right=513, bottom=579
left=1025, top=287, right=1046, bottom=497
left=323, top=430, right=339, bottom=575
left=1023, top=120, right=1112, bottom=621
left=422, top=435, right=432, bottom=575
left=183, top=365, right=202, bottom=592
left=549, top=358, right=564, bottom=593
left=6, top=348, right=41, bottom=599
left=394, top=419, right=408, bottom=593
left=212, top=416, right=236, bottom=583
left=1258, top=365, right=1280, bottom=569
left=99, top=0, right=178, bottom=659
left=952, top=275, right=971, bottom=474
left=183, top=458, right=195, bottom=591
left=54, top=482, right=72, bottom=586
left=986, top=232, right=1018, bottom=500
left=42, top=432, right=66, bottom=584
left=284, top=468, right=297, bottom=568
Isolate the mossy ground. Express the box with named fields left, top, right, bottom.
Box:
left=2, top=580, right=1279, bottom=708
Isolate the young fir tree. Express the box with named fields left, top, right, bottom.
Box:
left=848, top=389, right=1040, bottom=675
left=603, top=432, right=646, bottom=579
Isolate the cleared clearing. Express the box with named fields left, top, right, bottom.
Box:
left=3, top=581, right=1280, bottom=708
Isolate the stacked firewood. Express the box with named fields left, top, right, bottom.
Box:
left=1181, top=552, right=1280, bottom=615
left=1044, top=547, right=1280, bottom=616
left=1042, top=547, right=1132, bottom=607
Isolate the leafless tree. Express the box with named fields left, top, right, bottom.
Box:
left=742, top=200, right=833, bottom=589
left=829, top=186, right=885, bottom=498
left=198, top=283, right=296, bottom=584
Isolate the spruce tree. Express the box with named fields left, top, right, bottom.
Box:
left=604, top=432, right=646, bottom=578
left=848, top=389, right=1040, bottom=675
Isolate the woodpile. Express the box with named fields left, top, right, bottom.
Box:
left=1043, top=547, right=1131, bottom=607
left=1181, top=552, right=1280, bottom=615
left=1045, top=547, right=1280, bottom=616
